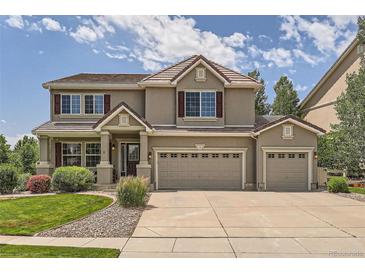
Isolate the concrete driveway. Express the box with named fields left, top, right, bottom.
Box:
left=120, top=191, right=365, bottom=258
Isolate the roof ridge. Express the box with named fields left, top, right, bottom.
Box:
left=141, top=55, right=198, bottom=82
left=209, top=60, right=261, bottom=84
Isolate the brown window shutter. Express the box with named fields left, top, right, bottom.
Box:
left=54, top=94, right=60, bottom=115
left=104, top=94, right=111, bottom=114
left=55, top=142, right=62, bottom=168
left=178, top=91, right=185, bottom=117
left=216, top=91, right=223, bottom=118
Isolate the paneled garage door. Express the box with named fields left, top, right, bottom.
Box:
left=157, top=152, right=242, bottom=190
left=266, top=152, right=308, bottom=191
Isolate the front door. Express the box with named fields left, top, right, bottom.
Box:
left=126, top=144, right=139, bottom=176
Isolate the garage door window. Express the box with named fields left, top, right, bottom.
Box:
left=268, top=153, right=275, bottom=158
left=299, top=153, right=305, bottom=158
left=288, top=153, right=295, bottom=159
left=278, top=154, right=285, bottom=158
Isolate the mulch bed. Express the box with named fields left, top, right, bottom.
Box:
left=336, top=192, right=365, bottom=203
left=38, top=194, right=149, bottom=238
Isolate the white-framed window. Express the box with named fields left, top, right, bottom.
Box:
left=119, top=113, right=130, bottom=126
left=85, top=143, right=101, bottom=168
left=185, top=91, right=216, bottom=117
left=282, top=125, right=294, bottom=139
left=61, top=95, right=80, bottom=114
left=85, top=95, right=104, bottom=114
left=62, top=143, right=81, bottom=166
left=195, top=67, right=206, bottom=81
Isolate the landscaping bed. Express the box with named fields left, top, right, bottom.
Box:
left=0, top=194, right=113, bottom=235
left=0, top=244, right=120, bottom=258
left=336, top=187, right=365, bottom=203
left=38, top=194, right=149, bottom=238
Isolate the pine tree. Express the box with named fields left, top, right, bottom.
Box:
left=248, top=69, right=271, bottom=115
left=272, top=75, right=300, bottom=116
left=329, top=16, right=365, bottom=176
left=0, top=134, right=11, bottom=164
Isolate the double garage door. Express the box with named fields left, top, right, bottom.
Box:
left=266, top=152, right=308, bottom=191
left=157, top=152, right=243, bottom=190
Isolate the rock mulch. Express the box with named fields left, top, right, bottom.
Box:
left=38, top=194, right=149, bottom=238
left=336, top=192, right=365, bottom=203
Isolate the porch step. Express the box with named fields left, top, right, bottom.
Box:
left=94, top=184, right=117, bottom=192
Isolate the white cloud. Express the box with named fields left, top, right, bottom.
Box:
left=329, top=16, right=358, bottom=29
left=289, top=69, right=296, bottom=75
left=261, top=48, right=293, bottom=68
left=102, top=15, right=249, bottom=71
left=258, top=34, right=273, bottom=42
left=1, top=119, right=6, bottom=124
left=5, top=133, right=34, bottom=148
left=5, top=16, right=24, bottom=29
left=41, top=17, right=65, bottom=32
left=28, top=22, right=42, bottom=32
left=104, top=51, right=128, bottom=60
left=223, top=32, right=249, bottom=48
left=70, top=25, right=100, bottom=43
left=292, top=49, right=318, bottom=66
left=280, top=16, right=358, bottom=56
left=38, top=50, right=44, bottom=55
left=295, top=84, right=308, bottom=92
left=92, top=49, right=100, bottom=54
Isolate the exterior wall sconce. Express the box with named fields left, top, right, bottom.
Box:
left=112, top=144, right=115, bottom=150
left=314, top=152, right=318, bottom=159
left=148, top=152, right=152, bottom=159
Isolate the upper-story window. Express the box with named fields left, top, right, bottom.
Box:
left=85, top=95, right=104, bottom=114
left=61, top=95, right=80, bottom=114
left=185, top=91, right=216, bottom=117
left=282, top=124, right=294, bottom=139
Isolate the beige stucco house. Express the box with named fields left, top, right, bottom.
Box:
left=300, top=39, right=364, bottom=131
left=33, top=55, right=325, bottom=191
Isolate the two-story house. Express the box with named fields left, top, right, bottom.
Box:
left=33, top=55, right=325, bottom=191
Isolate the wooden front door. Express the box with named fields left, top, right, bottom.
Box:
left=127, top=144, right=140, bottom=176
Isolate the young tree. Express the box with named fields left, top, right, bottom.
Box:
left=328, top=16, right=365, bottom=176
left=248, top=69, right=271, bottom=115
left=0, top=134, right=11, bottom=164
left=12, top=135, right=39, bottom=174
left=272, top=75, right=300, bottom=116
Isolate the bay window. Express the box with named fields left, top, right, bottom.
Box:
left=185, top=91, right=216, bottom=117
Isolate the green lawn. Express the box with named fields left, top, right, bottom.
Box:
left=349, top=187, right=365, bottom=195
left=0, top=194, right=113, bottom=235
left=0, top=244, right=119, bottom=258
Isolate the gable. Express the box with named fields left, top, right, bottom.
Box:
left=102, top=109, right=144, bottom=128
left=176, top=64, right=225, bottom=90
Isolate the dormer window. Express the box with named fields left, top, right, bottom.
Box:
left=119, top=113, right=130, bottom=126
left=282, top=124, right=294, bottom=139
left=195, top=67, right=206, bottom=81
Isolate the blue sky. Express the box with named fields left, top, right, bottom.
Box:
left=0, top=15, right=359, bottom=146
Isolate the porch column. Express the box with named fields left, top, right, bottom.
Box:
left=136, top=131, right=152, bottom=189
left=96, top=131, right=113, bottom=184
left=36, top=135, right=53, bottom=175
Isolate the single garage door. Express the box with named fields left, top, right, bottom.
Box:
left=266, top=152, right=308, bottom=191
left=157, top=152, right=242, bottom=190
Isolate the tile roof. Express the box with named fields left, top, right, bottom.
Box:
left=43, top=73, right=150, bottom=87
left=141, top=55, right=260, bottom=84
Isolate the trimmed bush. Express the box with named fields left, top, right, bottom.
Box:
left=327, top=176, right=349, bottom=193
left=117, top=176, right=148, bottom=207
left=14, top=173, right=32, bottom=193
left=27, top=175, right=51, bottom=194
left=51, top=166, right=94, bottom=192
left=0, top=164, right=19, bottom=194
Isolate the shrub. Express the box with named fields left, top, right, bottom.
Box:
left=0, top=164, right=19, bottom=194
left=327, top=176, right=349, bottom=193
left=27, top=175, right=51, bottom=194
left=14, top=173, right=32, bottom=193
left=51, top=166, right=94, bottom=192
left=117, top=176, right=148, bottom=207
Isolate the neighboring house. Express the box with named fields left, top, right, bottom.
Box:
left=300, top=39, right=364, bottom=131
left=33, top=55, right=325, bottom=192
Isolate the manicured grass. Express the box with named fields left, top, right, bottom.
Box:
left=349, top=187, right=365, bottom=195
left=0, top=244, right=119, bottom=258
left=0, top=194, right=113, bottom=235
